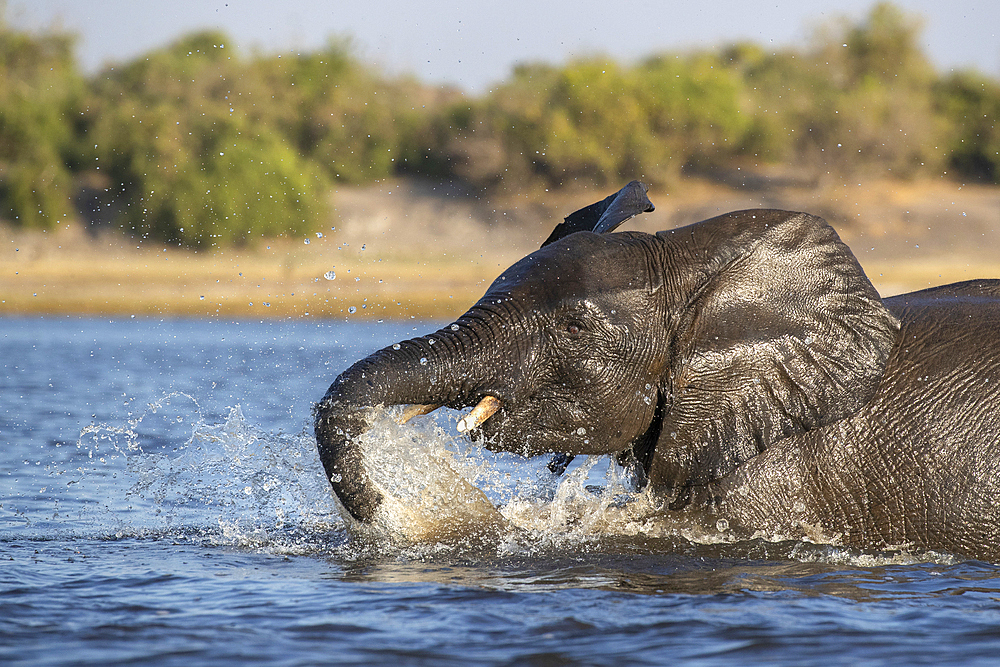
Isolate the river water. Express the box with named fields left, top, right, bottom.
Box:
left=3, top=316, right=1000, bottom=666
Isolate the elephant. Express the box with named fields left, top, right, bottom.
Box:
left=315, top=181, right=1000, bottom=560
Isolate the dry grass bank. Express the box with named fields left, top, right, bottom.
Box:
left=0, top=232, right=507, bottom=319
left=1, top=175, right=998, bottom=320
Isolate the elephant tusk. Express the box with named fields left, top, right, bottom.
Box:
left=457, top=395, right=501, bottom=433
left=397, top=403, right=443, bottom=424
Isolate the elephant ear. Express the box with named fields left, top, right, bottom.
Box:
left=541, top=180, right=655, bottom=248
left=646, top=209, right=901, bottom=493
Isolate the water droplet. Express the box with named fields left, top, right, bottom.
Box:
left=264, top=302, right=270, bottom=307
left=419, top=357, right=428, bottom=365
left=576, top=427, right=586, bottom=435
left=716, top=519, right=729, bottom=532
left=450, top=324, right=460, bottom=331
left=393, top=343, right=401, bottom=350
left=323, top=270, right=336, bottom=280
left=316, top=232, right=324, bottom=238
left=330, top=473, right=342, bottom=483
left=303, top=238, right=310, bottom=245
left=348, top=306, right=356, bottom=314
left=199, top=295, right=205, bottom=300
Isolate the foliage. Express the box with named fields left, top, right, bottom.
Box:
left=722, top=2, right=947, bottom=179
left=82, top=31, right=331, bottom=246
left=0, top=17, right=82, bottom=227
left=936, top=71, right=1000, bottom=183
left=248, top=40, right=435, bottom=185
left=0, top=2, right=998, bottom=243
left=431, top=54, right=749, bottom=190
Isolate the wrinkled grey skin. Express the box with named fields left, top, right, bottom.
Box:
left=315, top=182, right=1000, bottom=560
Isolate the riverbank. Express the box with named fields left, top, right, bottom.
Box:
left=2, top=175, right=998, bottom=320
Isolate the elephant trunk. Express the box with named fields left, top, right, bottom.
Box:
left=314, top=325, right=501, bottom=523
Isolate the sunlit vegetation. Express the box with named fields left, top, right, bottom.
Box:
left=0, top=21, right=82, bottom=228
left=0, top=2, right=997, bottom=246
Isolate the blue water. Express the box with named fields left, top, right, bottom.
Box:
left=3, top=316, right=1000, bottom=666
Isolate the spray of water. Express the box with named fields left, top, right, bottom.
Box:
left=64, top=393, right=341, bottom=555
left=55, top=398, right=958, bottom=566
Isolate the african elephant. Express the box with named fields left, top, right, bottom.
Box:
left=315, top=181, right=1000, bottom=560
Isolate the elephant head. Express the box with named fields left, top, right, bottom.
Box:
left=315, top=182, right=900, bottom=523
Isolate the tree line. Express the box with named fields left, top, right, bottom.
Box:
left=1, top=2, right=997, bottom=246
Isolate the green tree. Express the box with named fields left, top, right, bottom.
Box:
left=247, top=40, right=435, bottom=185
left=769, top=2, right=946, bottom=178
left=840, top=2, right=934, bottom=86
left=637, top=52, right=750, bottom=174
left=3, top=2, right=1000, bottom=242
left=0, top=17, right=82, bottom=227
left=937, top=71, right=1000, bottom=183
left=85, top=31, right=330, bottom=246
left=456, top=53, right=750, bottom=190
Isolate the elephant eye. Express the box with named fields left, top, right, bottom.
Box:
left=566, top=322, right=582, bottom=336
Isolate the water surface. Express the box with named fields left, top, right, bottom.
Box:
left=3, top=316, right=1000, bottom=666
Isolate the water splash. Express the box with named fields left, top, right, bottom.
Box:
left=339, top=409, right=696, bottom=553
left=61, top=394, right=342, bottom=555
left=124, top=405, right=340, bottom=551
left=51, top=399, right=961, bottom=566
left=325, top=409, right=964, bottom=565
left=350, top=409, right=509, bottom=546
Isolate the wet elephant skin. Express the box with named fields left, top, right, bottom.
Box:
left=315, top=182, right=1000, bottom=560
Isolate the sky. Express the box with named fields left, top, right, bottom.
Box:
left=7, top=0, right=1000, bottom=91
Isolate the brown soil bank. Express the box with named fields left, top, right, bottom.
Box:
left=1, top=175, right=998, bottom=320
